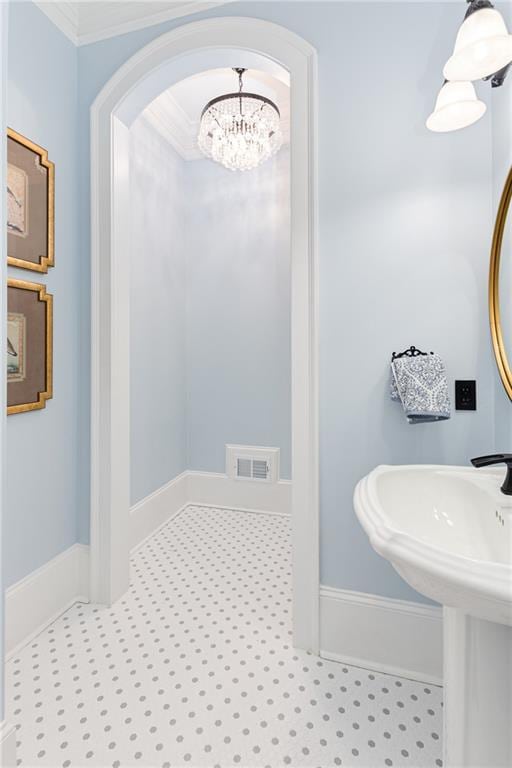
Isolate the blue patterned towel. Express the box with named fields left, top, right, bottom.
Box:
left=390, top=354, right=450, bottom=423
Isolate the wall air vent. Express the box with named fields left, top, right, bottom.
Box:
left=226, top=445, right=280, bottom=484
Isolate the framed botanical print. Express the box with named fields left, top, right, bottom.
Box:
left=7, top=128, right=54, bottom=273
left=7, top=279, right=53, bottom=415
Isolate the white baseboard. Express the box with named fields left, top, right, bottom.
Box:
left=129, top=471, right=290, bottom=552
left=6, top=470, right=290, bottom=658
left=130, top=471, right=188, bottom=550
left=319, top=586, right=443, bottom=685
left=186, top=471, right=291, bottom=515
left=0, top=721, right=17, bottom=767
left=5, top=543, right=89, bottom=658
left=8, top=478, right=441, bottom=694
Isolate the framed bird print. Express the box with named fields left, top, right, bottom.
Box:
left=7, top=279, right=53, bottom=415
left=7, top=128, right=54, bottom=273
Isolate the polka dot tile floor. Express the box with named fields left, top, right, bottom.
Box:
left=6, top=505, right=443, bottom=768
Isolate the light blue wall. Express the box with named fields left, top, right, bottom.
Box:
left=7, top=2, right=507, bottom=603
left=77, top=1, right=499, bottom=602
left=129, top=117, right=188, bottom=504
left=185, top=149, right=291, bottom=477
left=129, top=128, right=290, bottom=503
left=5, top=1, right=79, bottom=587
left=315, top=2, right=496, bottom=596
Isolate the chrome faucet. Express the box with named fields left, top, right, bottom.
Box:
left=471, top=454, right=512, bottom=495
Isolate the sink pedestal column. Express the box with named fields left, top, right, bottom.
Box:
left=443, top=607, right=512, bottom=767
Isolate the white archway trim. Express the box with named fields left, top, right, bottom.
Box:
left=90, top=16, right=319, bottom=652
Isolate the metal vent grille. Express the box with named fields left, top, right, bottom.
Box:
left=236, top=457, right=270, bottom=481
left=236, top=458, right=252, bottom=479
left=252, top=459, right=270, bottom=480
left=227, top=445, right=279, bottom=484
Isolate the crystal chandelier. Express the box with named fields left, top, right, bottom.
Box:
left=198, top=68, right=283, bottom=171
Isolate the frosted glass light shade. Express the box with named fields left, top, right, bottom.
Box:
left=426, top=81, right=486, bottom=132
left=443, top=8, right=512, bottom=81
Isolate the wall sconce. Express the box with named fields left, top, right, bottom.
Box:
left=427, top=0, right=512, bottom=133
left=444, top=1, right=512, bottom=82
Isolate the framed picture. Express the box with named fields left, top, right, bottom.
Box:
left=7, top=279, right=53, bottom=415
left=7, top=128, right=54, bottom=273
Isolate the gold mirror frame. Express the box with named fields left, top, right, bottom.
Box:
left=489, top=165, right=512, bottom=401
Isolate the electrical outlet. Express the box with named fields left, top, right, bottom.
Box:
left=455, top=380, right=477, bottom=411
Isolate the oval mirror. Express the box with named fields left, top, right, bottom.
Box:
left=490, top=166, right=512, bottom=401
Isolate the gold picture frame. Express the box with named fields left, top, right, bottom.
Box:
left=489, top=165, right=512, bottom=401
left=7, top=279, right=53, bottom=415
left=7, top=128, right=54, bottom=273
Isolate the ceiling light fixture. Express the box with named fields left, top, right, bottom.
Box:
left=444, top=0, right=512, bottom=83
left=198, top=68, right=283, bottom=171
left=426, top=80, right=487, bottom=132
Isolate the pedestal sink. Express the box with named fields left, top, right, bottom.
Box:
left=354, top=465, right=512, bottom=768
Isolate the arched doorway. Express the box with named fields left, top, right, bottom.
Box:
left=90, top=16, right=319, bottom=652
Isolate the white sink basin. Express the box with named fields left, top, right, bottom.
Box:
left=354, top=464, right=512, bottom=626
left=355, top=465, right=512, bottom=767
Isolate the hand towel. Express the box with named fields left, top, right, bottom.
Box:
left=390, top=354, right=450, bottom=423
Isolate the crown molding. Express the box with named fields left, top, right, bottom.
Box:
left=34, top=2, right=79, bottom=45
left=34, top=2, right=228, bottom=47
left=143, top=90, right=203, bottom=160
left=78, top=2, right=229, bottom=46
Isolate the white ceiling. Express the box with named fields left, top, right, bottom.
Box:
left=34, top=1, right=227, bottom=45
left=142, top=67, right=291, bottom=161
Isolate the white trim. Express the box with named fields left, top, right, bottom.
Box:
left=0, top=12, right=14, bottom=762
left=90, top=115, right=132, bottom=606
left=5, top=544, right=89, bottom=658
left=33, top=2, right=79, bottom=45
left=34, top=2, right=228, bottom=47
left=78, top=2, right=228, bottom=47
left=187, top=470, right=291, bottom=514
left=130, top=471, right=188, bottom=550
left=130, top=504, right=188, bottom=555
left=319, top=586, right=443, bottom=685
left=90, top=17, right=319, bottom=652
left=0, top=721, right=17, bottom=768
left=130, top=470, right=291, bottom=554
left=143, top=90, right=202, bottom=161
left=3, top=492, right=444, bottom=702
left=0, top=0, right=6, bottom=596
left=4, top=472, right=289, bottom=661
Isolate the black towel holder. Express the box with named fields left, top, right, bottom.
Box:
left=391, top=345, right=434, bottom=362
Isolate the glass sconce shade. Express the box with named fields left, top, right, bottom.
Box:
left=443, top=8, right=512, bottom=81
left=426, top=80, right=486, bottom=132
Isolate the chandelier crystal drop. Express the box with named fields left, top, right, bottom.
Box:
left=198, top=68, right=283, bottom=171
